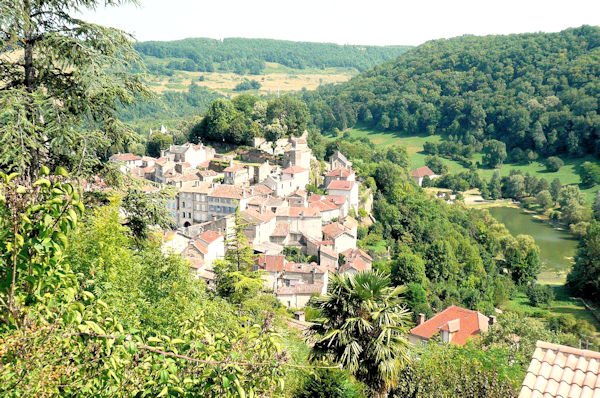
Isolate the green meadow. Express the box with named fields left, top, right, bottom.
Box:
left=344, top=126, right=599, bottom=203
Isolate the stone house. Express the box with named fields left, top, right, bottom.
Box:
left=275, top=206, right=322, bottom=241
left=223, top=162, right=250, bottom=186
left=322, top=221, right=356, bottom=254
left=327, top=180, right=359, bottom=212
left=323, top=167, right=356, bottom=189
left=338, top=248, right=372, bottom=274
left=161, top=142, right=215, bottom=169
left=329, top=151, right=352, bottom=171
left=241, top=208, right=277, bottom=245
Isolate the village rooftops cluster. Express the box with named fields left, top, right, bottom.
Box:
left=110, top=131, right=373, bottom=307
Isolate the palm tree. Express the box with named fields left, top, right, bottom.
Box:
left=307, top=271, right=412, bottom=398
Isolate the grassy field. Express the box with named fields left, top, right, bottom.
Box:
left=504, top=286, right=600, bottom=335
left=144, top=60, right=357, bottom=96
left=345, top=126, right=599, bottom=203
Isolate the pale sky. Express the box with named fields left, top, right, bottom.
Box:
left=81, top=0, right=600, bottom=46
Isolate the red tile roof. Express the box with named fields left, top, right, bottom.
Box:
left=411, top=166, right=437, bottom=178
left=278, top=206, right=321, bottom=218
left=209, top=184, right=244, bottom=199
left=110, top=153, right=141, bottom=162
left=198, top=230, right=223, bottom=245
left=519, top=341, right=600, bottom=398
left=257, top=254, right=286, bottom=272
left=325, top=168, right=353, bottom=178
left=242, top=208, right=275, bottom=224
left=223, top=164, right=246, bottom=173
left=327, top=180, right=355, bottom=191
left=282, top=166, right=308, bottom=174
left=271, top=222, right=290, bottom=237
left=409, top=305, right=489, bottom=346
left=322, top=223, right=349, bottom=239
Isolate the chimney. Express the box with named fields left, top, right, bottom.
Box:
left=418, top=313, right=425, bottom=325
left=489, top=316, right=497, bottom=326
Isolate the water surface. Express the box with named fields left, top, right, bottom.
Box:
left=488, top=207, right=578, bottom=283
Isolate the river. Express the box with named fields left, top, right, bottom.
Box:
left=488, top=207, right=579, bottom=284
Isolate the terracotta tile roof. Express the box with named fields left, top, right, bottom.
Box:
left=277, top=206, right=321, bottom=218
left=322, top=223, right=349, bottom=239
left=199, top=169, right=217, bottom=177
left=409, top=305, right=489, bottom=346
left=277, top=283, right=323, bottom=295
left=319, top=246, right=338, bottom=260
left=191, top=240, right=208, bottom=255
left=198, top=230, right=223, bottom=245
left=289, top=189, right=308, bottom=198
left=271, top=222, right=290, bottom=237
left=326, top=195, right=347, bottom=206
left=242, top=208, right=275, bottom=224
left=110, top=153, right=141, bottom=162
left=252, top=184, right=274, bottom=196
left=327, top=180, right=355, bottom=191
left=257, top=254, right=286, bottom=272
left=325, top=168, right=353, bottom=178
left=519, top=341, right=600, bottom=398
left=223, top=163, right=246, bottom=173
left=209, top=184, right=244, bottom=199
left=309, top=200, right=338, bottom=212
left=179, top=182, right=212, bottom=194
left=155, top=157, right=169, bottom=166
left=341, top=248, right=372, bottom=262
left=282, top=166, right=308, bottom=174
left=308, top=194, right=324, bottom=202
left=411, top=166, right=437, bottom=178
left=339, top=256, right=371, bottom=273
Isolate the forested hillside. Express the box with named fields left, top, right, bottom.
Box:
left=135, top=37, right=411, bottom=75
left=303, top=26, right=600, bottom=158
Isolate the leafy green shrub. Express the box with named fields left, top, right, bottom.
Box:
left=526, top=284, right=554, bottom=307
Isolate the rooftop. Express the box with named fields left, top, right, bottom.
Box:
left=409, top=305, right=489, bottom=346
left=110, top=153, right=141, bottom=162
left=282, top=166, right=308, bottom=174
left=327, top=180, right=355, bottom=191
left=519, top=341, right=600, bottom=398
left=411, top=166, right=437, bottom=178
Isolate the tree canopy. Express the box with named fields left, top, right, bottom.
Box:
left=302, top=26, right=600, bottom=159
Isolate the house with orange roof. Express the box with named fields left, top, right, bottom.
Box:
left=410, top=166, right=440, bottom=186
left=324, top=167, right=356, bottom=188
left=308, top=194, right=349, bottom=223
left=327, top=180, right=359, bottom=211
left=275, top=206, right=322, bottom=241
left=223, top=161, right=250, bottom=186
left=109, top=153, right=143, bottom=173
left=409, top=305, right=491, bottom=346
left=322, top=221, right=357, bottom=254
left=182, top=230, right=225, bottom=284
left=339, top=248, right=372, bottom=274
left=241, top=208, right=277, bottom=245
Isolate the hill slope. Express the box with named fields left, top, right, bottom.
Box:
left=135, top=37, right=412, bottom=75
left=303, top=26, right=600, bottom=158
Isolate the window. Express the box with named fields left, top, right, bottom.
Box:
left=188, top=212, right=191, bottom=218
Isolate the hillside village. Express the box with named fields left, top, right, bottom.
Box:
left=109, top=132, right=373, bottom=308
